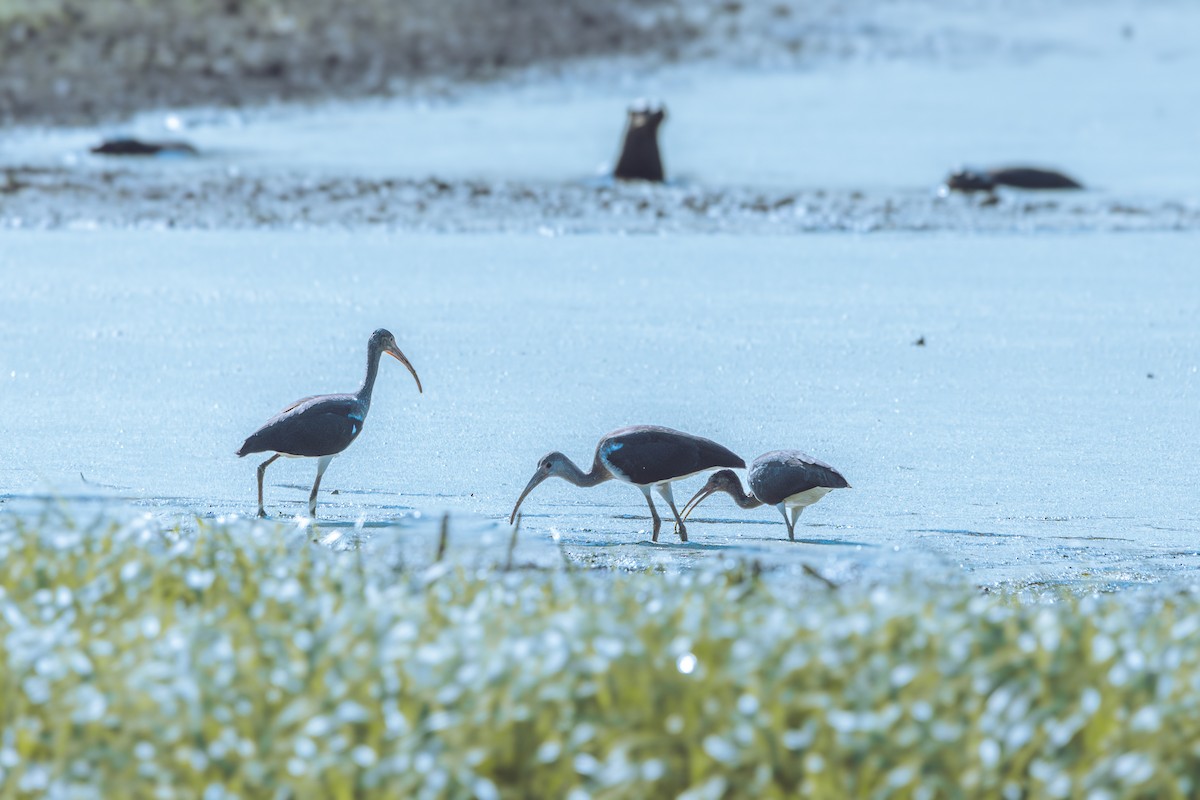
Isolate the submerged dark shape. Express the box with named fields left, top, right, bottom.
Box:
left=509, top=424, right=743, bottom=543
left=613, top=102, right=666, bottom=182
left=945, top=166, right=1083, bottom=193
left=682, top=450, right=849, bottom=541
left=90, top=138, right=199, bottom=157
left=237, top=328, right=422, bottom=518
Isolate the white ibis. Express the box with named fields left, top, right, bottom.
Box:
left=236, top=328, right=422, bottom=518
left=509, top=424, right=744, bottom=542
left=681, top=450, right=849, bottom=540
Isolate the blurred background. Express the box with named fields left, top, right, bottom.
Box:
left=4, top=0, right=704, bottom=124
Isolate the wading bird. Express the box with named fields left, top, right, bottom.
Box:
left=237, top=329, right=422, bottom=518
left=509, top=425, right=744, bottom=542
left=681, top=450, right=849, bottom=540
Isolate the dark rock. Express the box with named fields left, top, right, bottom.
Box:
left=90, top=137, right=199, bottom=157
left=945, top=166, right=1083, bottom=193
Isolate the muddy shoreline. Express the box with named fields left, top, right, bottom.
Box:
left=2, top=165, right=1196, bottom=234
left=1, top=0, right=1086, bottom=128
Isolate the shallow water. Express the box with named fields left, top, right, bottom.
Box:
left=2, top=231, right=1197, bottom=586
left=2, top=0, right=1198, bottom=588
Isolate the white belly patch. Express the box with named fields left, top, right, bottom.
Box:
left=784, top=486, right=832, bottom=509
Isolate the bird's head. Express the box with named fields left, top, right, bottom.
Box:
left=509, top=451, right=571, bottom=524
left=681, top=469, right=743, bottom=521
left=371, top=328, right=423, bottom=393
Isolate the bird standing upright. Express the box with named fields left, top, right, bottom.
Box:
left=237, top=328, right=422, bottom=518
left=681, top=450, right=849, bottom=540
left=509, top=425, right=744, bottom=542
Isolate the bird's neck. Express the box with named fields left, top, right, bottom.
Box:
left=560, top=453, right=613, bottom=488
left=356, top=343, right=383, bottom=410
left=732, top=486, right=764, bottom=510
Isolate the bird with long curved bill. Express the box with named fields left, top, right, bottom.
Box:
left=509, top=425, right=745, bottom=542
left=236, top=328, right=422, bottom=518
left=680, top=450, right=849, bottom=540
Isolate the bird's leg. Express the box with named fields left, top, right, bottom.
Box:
left=640, top=486, right=662, bottom=542
left=790, top=505, right=805, bottom=541
left=775, top=503, right=795, bottom=541
left=309, top=456, right=334, bottom=518
left=256, top=454, right=281, bottom=517
left=656, top=482, right=687, bottom=543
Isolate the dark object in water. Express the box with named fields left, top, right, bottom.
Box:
left=614, top=102, right=666, bottom=182
left=945, top=167, right=1083, bottom=193
left=90, top=138, right=199, bottom=157
left=914, top=336, right=926, bottom=347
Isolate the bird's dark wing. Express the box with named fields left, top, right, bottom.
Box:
left=601, top=425, right=745, bottom=485
left=749, top=450, right=849, bottom=505
left=277, top=395, right=324, bottom=415
left=237, top=395, right=365, bottom=458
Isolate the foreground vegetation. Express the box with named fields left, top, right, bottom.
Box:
left=1, top=511, right=1198, bottom=798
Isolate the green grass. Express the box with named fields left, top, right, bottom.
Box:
left=1, top=510, right=1198, bottom=798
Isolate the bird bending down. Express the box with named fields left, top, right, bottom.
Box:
left=236, top=329, right=422, bottom=518
left=509, top=425, right=744, bottom=542
left=681, top=450, right=849, bottom=540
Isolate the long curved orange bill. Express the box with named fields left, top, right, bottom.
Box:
left=386, top=346, right=423, bottom=393
left=509, top=472, right=547, bottom=525
left=680, top=486, right=718, bottom=522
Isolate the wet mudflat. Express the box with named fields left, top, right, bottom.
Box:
left=2, top=231, right=1197, bottom=589
left=1, top=0, right=1198, bottom=590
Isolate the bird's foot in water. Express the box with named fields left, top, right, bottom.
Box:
left=677, top=523, right=688, bottom=543
left=257, top=508, right=267, bottom=519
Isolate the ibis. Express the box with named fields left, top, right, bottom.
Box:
left=681, top=449, right=849, bottom=540
left=509, top=424, right=744, bottom=542
left=236, top=328, right=422, bottom=518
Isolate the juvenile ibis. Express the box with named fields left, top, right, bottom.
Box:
left=509, top=425, right=744, bottom=542
left=236, top=328, right=422, bottom=518
left=681, top=450, right=849, bottom=540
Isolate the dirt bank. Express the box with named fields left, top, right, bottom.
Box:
left=3, top=165, right=1195, bottom=233
left=0, top=0, right=701, bottom=125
